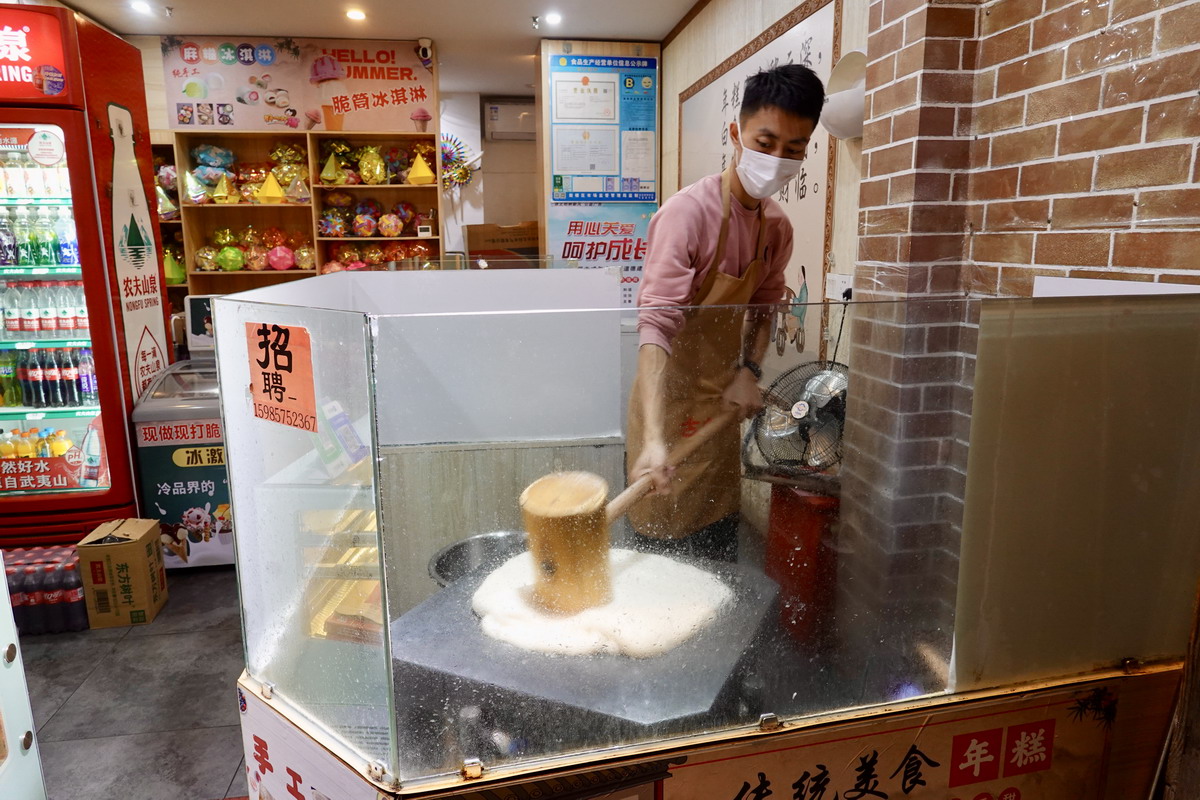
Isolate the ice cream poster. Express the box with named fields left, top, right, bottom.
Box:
left=160, top=37, right=435, bottom=132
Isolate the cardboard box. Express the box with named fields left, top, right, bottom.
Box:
left=465, top=221, right=541, bottom=268
left=78, top=519, right=169, bottom=628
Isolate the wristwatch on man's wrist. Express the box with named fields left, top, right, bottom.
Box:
left=740, top=359, right=763, bottom=380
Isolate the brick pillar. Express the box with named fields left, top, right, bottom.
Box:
left=835, top=0, right=981, bottom=681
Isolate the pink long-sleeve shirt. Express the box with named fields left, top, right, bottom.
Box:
left=637, top=173, right=792, bottom=353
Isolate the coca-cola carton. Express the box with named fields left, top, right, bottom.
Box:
left=76, top=518, right=168, bottom=628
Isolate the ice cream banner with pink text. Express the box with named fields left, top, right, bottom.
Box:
left=160, top=37, right=435, bottom=132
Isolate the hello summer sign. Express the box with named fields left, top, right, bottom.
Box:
left=161, top=36, right=435, bottom=132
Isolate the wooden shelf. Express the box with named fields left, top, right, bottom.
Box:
left=173, top=128, right=444, bottom=292
left=180, top=202, right=312, bottom=209
left=318, top=236, right=439, bottom=242
left=159, top=218, right=182, bottom=224
left=187, top=269, right=317, bottom=277
left=314, top=184, right=435, bottom=190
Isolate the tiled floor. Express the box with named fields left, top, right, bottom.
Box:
left=19, top=565, right=248, bottom=800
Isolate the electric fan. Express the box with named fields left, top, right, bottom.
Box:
left=754, top=360, right=849, bottom=471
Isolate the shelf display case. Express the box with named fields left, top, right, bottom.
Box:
left=213, top=273, right=1200, bottom=797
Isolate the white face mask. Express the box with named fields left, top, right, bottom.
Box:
left=734, top=125, right=806, bottom=200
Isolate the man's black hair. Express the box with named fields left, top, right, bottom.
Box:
left=739, top=63, right=825, bottom=126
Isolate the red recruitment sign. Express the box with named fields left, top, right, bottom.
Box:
left=245, top=322, right=317, bottom=433
left=0, top=9, right=68, bottom=101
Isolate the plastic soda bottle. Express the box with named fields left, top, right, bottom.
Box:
left=0, top=351, right=15, bottom=405
left=59, top=349, right=79, bottom=406
left=0, top=209, right=17, bottom=265
left=6, top=566, right=26, bottom=633
left=41, top=564, right=64, bottom=634
left=33, top=207, right=58, bottom=266
left=50, top=428, right=71, bottom=457
left=12, top=208, right=34, bottom=266
left=21, top=565, right=45, bottom=635
left=14, top=430, right=33, bottom=458
left=55, top=208, right=78, bottom=266
left=79, top=419, right=103, bottom=486
left=61, top=562, right=87, bottom=631
left=77, top=348, right=98, bottom=405
left=0, top=430, right=15, bottom=459
left=42, top=349, right=64, bottom=407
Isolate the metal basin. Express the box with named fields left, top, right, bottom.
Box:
left=428, top=530, right=527, bottom=587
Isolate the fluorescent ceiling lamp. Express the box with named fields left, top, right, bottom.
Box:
left=131, top=0, right=153, bottom=13
left=544, top=11, right=562, bottom=25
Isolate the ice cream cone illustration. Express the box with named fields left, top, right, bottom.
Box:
left=165, top=537, right=189, bottom=563
left=310, top=55, right=347, bottom=131
left=410, top=106, right=432, bottom=132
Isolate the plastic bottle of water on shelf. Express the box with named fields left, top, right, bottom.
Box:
left=55, top=281, right=75, bottom=338
left=4, top=152, right=26, bottom=197
left=22, top=154, right=45, bottom=198
left=79, top=418, right=103, bottom=487
left=2, top=280, right=19, bottom=339
left=33, top=207, right=58, bottom=266
left=73, top=281, right=89, bottom=338
left=19, top=280, right=40, bottom=339
left=34, top=281, right=56, bottom=339
left=77, top=348, right=98, bottom=405
left=55, top=208, right=78, bottom=266
left=0, top=209, right=17, bottom=265
left=11, top=208, right=34, bottom=266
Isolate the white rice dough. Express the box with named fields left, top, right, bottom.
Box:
left=471, top=548, right=732, bottom=658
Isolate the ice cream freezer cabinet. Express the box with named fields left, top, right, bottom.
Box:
left=211, top=271, right=1200, bottom=798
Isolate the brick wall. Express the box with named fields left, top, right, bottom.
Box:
left=969, top=0, right=1200, bottom=293
left=836, top=0, right=1199, bottom=681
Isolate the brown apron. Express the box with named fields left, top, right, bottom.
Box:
left=626, top=167, right=768, bottom=539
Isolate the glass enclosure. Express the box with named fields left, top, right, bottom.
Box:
left=213, top=270, right=1200, bottom=791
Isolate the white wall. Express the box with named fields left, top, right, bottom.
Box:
left=439, top=92, right=486, bottom=254
left=481, top=138, right=539, bottom=226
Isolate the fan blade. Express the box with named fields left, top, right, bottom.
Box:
left=804, top=415, right=843, bottom=468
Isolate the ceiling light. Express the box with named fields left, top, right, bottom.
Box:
left=131, top=0, right=153, bottom=13
left=346, top=9, right=366, bottom=20
left=545, top=12, right=562, bottom=25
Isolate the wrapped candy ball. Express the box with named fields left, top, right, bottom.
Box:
left=382, top=147, right=409, bottom=183
left=244, top=245, right=268, bottom=271
left=235, top=162, right=269, bottom=184
left=184, top=171, right=209, bottom=205
left=157, top=164, right=177, bottom=193
left=343, top=169, right=362, bottom=185
left=211, top=228, right=237, bottom=247
left=269, top=142, right=306, bottom=165
left=352, top=214, right=377, bottom=237
left=377, top=213, right=404, bottom=238
left=286, top=230, right=310, bottom=249
left=346, top=260, right=367, bottom=271
left=320, top=138, right=353, bottom=167
left=332, top=244, right=362, bottom=263
left=192, top=165, right=231, bottom=186
left=237, top=225, right=262, bottom=246
left=355, top=199, right=383, bottom=218
left=267, top=245, right=295, bottom=270
left=293, top=245, right=316, bottom=270
left=194, top=245, right=219, bottom=271
left=358, top=145, right=386, bottom=185
left=192, top=143, right=235, bottom=168
left=318, top=214, right=346, bottom=238
left=238, top=182, right=263, bottom=203
left=320, top=259, right=345, bottom=275
left=261, top=227, right=287, bottom=248
left=325, top=190, right=354, bottom=208
left=216, top=245, right=245, bottom=271
left=382, top=241, right=408, bottom=261
left=362, top=245, right=385, bottom=265
left=393, top=202, right=417, bottom=231
left=408, top=242, right=432, bottom=262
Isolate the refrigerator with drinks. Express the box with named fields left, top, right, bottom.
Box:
left=0, top=6, right=170, bottom=544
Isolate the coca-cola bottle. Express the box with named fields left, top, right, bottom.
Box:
left=61, top=561, right=87, bottom=631
left=6, top=565, right=26, bottom=633
left=42, top=563, right=65, bottom=634
left=59, top=348, right=80, bottom=406
left=21, top=565, right=46, bottom=635
left=42, top=348, right=64, bottom=408
left=23, top=348, right=47, bottom=408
